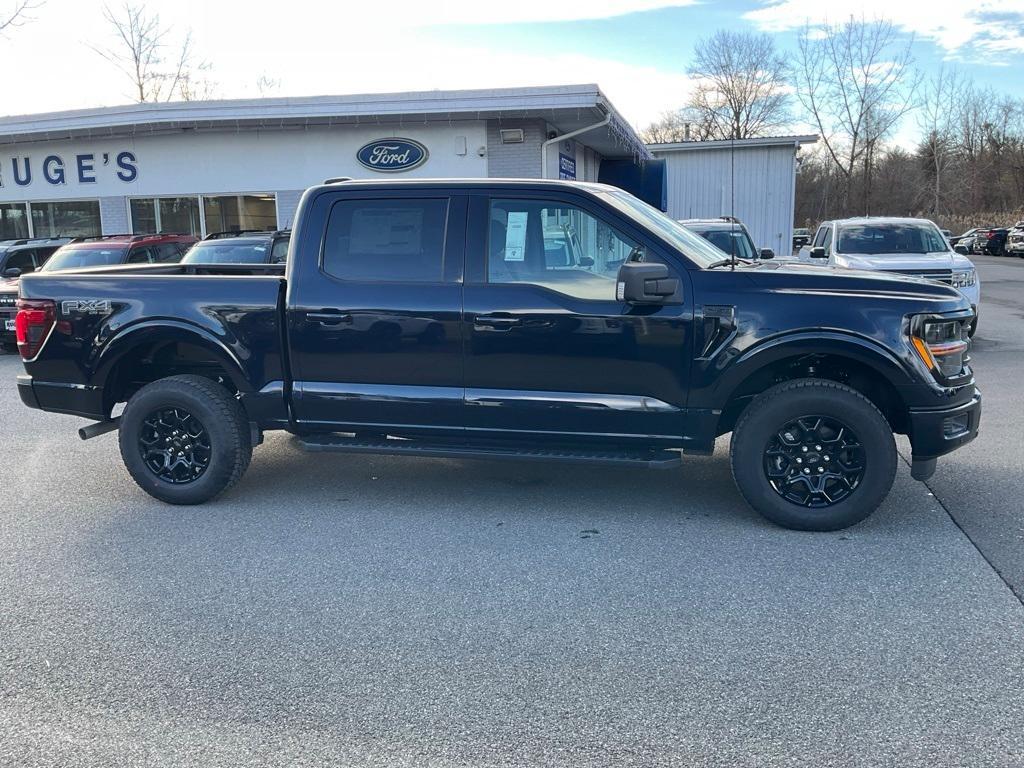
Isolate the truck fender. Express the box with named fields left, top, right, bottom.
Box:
left=94, top=319, right=253, bottom=394
left=706, top=330, right=916, bottom=411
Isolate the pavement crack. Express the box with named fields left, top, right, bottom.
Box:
left=898, top=450, right=1024, bottom=607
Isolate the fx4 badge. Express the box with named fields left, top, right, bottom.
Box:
left=62, top=299, right=112, bottom=315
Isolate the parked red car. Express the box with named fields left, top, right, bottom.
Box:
left=39, top=233, right=198, bottom=273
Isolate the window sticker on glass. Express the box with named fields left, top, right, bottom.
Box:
left=504, top=211, right=528, bottom=262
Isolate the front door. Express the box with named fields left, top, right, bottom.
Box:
left=287, top=191, right=466, bottom=433
left=462, top=192, right=693, bottom=444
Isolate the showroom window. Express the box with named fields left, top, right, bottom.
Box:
left=204, top=194, right=277, bottom=234
left=130, top=197, right=201, bottom=235
left=0, top=202, right=30, bottom=239
left=30, top=200, right=101, bottom=238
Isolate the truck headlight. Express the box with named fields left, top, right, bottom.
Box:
left=951, top=270, right=976, bottom=288
left=910, top=317, right=970, bottom=379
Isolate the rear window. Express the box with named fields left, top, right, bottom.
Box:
left=692, top=228, right=756, bottom=260
left=42, top=245, right=128, bottom=271
left=181, top=241, right=270, bottom=264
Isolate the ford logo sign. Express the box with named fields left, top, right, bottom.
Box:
left=356, top=138, right=428, bottom=173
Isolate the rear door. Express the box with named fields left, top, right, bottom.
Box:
left=462, top=190, right=693, bottom=444
left=287, top=188, right=466, bottom=433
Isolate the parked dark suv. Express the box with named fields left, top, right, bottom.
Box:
left=1, top=238, right=74, bottom=351
left=181, top=229, right=291, bottom=265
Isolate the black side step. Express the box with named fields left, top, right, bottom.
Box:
left=296, top=435, right=682, bottom=469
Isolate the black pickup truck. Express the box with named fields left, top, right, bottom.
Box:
left=13, top=179, right=981, bottom=531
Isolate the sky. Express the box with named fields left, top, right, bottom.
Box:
left=1, top=0, right=1023, bottom=146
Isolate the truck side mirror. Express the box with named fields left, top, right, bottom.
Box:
left=809, top=246, right=827, bottom=259
left=577, top=256, right=595, bottom=268
left=617, top=261, right=678, bottom=304
left=759, top=248, right=775, bottom=260
left=954, top=244, right=969, bottom=255
left=2, top=267, right=21, bottom=278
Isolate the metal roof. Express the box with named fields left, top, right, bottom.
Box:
left=648, top=135, right=819, bottom=152
left=0, top=84, right=652, bottom=160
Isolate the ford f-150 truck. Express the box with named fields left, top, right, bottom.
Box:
left=13, top=179, right=981, bottom=531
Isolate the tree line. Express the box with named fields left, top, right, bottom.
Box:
left=640, top=18, right=1024, bottom=230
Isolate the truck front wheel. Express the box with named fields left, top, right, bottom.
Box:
left=730, top=379, right=897, bottom=531
left=119, top=375, right=252, bottom=505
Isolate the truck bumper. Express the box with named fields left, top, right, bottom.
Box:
left=17, top=374, right=105, bottom=418
left=907, top=388, right=981, bottom=480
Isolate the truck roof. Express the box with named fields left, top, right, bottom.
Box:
left=314, top=177, right=621, bottom=194
left=828, top=217, right=940, bottom=227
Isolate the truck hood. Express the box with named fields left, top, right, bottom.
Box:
left=833, top=252, right=974, bottom=271
left=747, top=260, right=970, bottom=309
left=0, top=276, right=18, bottom=294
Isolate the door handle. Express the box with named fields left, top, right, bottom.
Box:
left=308, top=312, right=353, bottom=326
left=474, top=314, right=522, bottom=331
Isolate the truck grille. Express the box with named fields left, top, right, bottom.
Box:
left=0, top=293, right=17, bottom=307
left=890, top=268, right=954, bottom=285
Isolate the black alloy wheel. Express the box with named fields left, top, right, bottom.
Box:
left=139, top=407, right=212, bottom=484
left=763, top=415, right=865, bottom=508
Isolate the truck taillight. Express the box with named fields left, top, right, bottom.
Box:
left=15, top=298, right=56, bottom=360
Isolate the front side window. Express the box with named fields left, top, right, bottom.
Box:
left=323, top=198, right=447, bottom=282
left=488, top=199, right=637, bottom=301
left=837, top=223, right=949, bottom=255
left=4, top=249, right=36, bottom=273
left=30, top=200, right=101, bottom=238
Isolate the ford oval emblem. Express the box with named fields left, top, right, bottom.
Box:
left=356, top=138, right=429, bottom=173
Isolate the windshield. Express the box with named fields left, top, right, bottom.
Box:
left=599, top=190, right=728, bottom=267
left=692, top=228, right=756, bottom=261
left=42, top=245, right=127, bottom=271
left=836, top=223, right=950, bottom=256
left=181, top=241, right=269, bottom=264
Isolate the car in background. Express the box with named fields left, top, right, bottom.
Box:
left=800, top=217, right=980, bottom=335
left=949, top=228, right=988, bottom=252
left=793, top=227, right=811, bottom=252
left=679, top=217, right=776, bottom=261
left=1, top=238, right=74, bottom=352
left=40, top=233, right=198, bottom=273
left=180, top=229, right=290, bottom=265
left=976, top=227, right=1009, bottom=256
left=1006, top=221, right=1024, bottom=258
left=940, top=229, right=952, bottom=243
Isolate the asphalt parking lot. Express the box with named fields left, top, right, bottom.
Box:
left=2, top=258, right=1024, bottom=766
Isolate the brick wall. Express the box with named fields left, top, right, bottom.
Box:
left=99, top=196, right=129, bottom=234
left=486, top=119, right=546, bottom=179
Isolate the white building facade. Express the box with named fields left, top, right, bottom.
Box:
left=0, top=85, right=651, bottom=239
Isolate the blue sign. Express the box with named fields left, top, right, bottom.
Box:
left=558, top=152, right=576, bottom=180
left=356, top=138, right=428, bottom=173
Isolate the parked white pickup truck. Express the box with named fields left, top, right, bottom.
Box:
left=799, top=217, right=981, bottom=335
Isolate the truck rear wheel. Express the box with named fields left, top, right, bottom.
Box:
left=730, top=379, right=897, bottom=531
left=119, top=375, right=252, bottom=505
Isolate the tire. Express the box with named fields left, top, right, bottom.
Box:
left=730, top=379, right=897, bottom=531
left=119, top=374, right=252, bottom=504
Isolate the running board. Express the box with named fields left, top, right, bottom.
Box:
left=296, top=435, right=682, bottom=469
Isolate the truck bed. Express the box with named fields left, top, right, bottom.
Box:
left=17, top=265, right=287, bottom=421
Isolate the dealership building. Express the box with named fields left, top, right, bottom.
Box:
left=0, top=83, right=814, bottom=254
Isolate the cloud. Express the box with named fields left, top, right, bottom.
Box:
left=743, top=0, right=1024, bottom=57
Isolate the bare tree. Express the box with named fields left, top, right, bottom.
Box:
left=686, top=30, right=791, bottom=140
left=256, top=74, right=281, bottom=97
left=917, top=66, right=964, bottom=216
left=795, top=17, right=920, bottom=213
left=90, top=3, right=214, bottom=102
left=0, top=0, right=39, bottom=36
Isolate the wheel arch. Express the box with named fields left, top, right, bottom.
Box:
left=95, top=321, right=252, bottom=415
left=711, top=332, right=914, bottom=437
